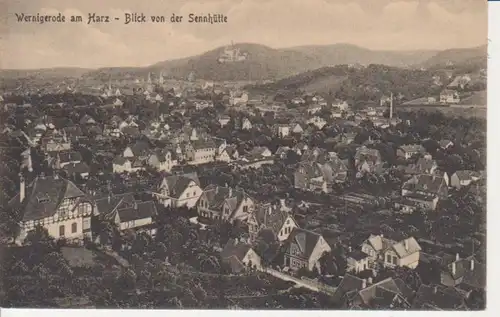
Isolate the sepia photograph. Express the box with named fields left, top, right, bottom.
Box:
left=0, top=0, right=488, bottom=311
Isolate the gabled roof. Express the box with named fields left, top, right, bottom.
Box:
left=454, top=170, right=482, bottom=181
left=390, top=237, right=421, bottom=258
left=402, top=174, right=447, bottom=195
left=221, top=239, right=252, bottom=261
left=442, top=255, right=485, bottom=289
left=161, top=173, right=200, bottom=199
left=117, top=201, right=157, bottom=223
left=357, top=278, right=413, bottom=308
left=285, top=227, right=324, bottom=260
left=127, top=140, right=150, bottom=156
left=412, top=284, right=466, bottom=310
left=332, top=274, right=366, bottom=302
left=94, top=192, right=136, bottom=217
left=347, top=249, right=370, bottom=261
left=364, top=234, right=397, bottom=252
left=253, top=203, right=292, bottom=235
left=202, top=185, right=249, bottom=217
left=9, top=176, right=87, bottom=222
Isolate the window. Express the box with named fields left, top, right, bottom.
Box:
left=193, top=191, right=196, bottom=196
left=71, top=222, right=77, bottom=233
left=386, top=254, right=390, bottom=263
left=59, top=225, right=65, bottom=237
left=243, top=206, right=248, bottom=213
left=392, top=256, right=398, bottom=265
left=186, top=192, right=190, bottom=198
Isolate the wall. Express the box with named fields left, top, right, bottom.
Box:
left=174, top=181, right=202, bottom=208
left=399, top=251, right=420, bottom=269
left=277, top=216, right=298, bottom=242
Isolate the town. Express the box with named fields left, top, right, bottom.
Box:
left=0, top=50, right=487, bottom=309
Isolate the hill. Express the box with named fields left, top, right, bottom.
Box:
left=286, top=43, right=437, bottom=68
left=421, top=45, right=487, bottom=69
left=249, top=64, right=442, bottom=104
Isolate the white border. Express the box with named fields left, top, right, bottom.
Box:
left=1, top=2, right=498, bottom=317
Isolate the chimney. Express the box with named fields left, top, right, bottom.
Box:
left=348, top=246, right=352, bottom=252
left=361, top=279, right=367, bottom=289
left=108, top=194, right=111, bottom=203
left=470, top=259, right=475, bottom=271
left=280, top=199, right=286, bottom=207
left=456, top=253, right=460, bottom=261
left=228, top=187, right=233, bottom=197
left=367, top=277, right=373, bottom=285
left=134, top=201, right=138, bottom=210
left=404, top=239, right=409, bottom=251
left=433, top=285, right=438, bottom=294
left=380, top=234, right=384, bottom=238
left=19, top=174, right=25, bottom=203
left=389, top=92, right=393, bottom=119
left=452, top=262, right=456, bottom=275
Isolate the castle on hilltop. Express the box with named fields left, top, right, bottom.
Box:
left=218, top=41, right=248, bottom=63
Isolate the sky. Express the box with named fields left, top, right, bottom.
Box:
left=0, top=0, right=488, bottom=69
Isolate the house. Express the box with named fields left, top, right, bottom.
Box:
left=273, top=124, right=291, bottom=138
left=217, top=145, right=239, bottom=162
left=154, top=173, right=202, bottom=208
left=440, top=254, right=485, bottom=290
left=382, top=237, right=421, bottom=269
left=412, top=284, right=468, bottom=310
left=147, top=149, right=175, bottom=172
left=283, top=228, right=331, bottom=272
left=291, top=97, right=305, bottom=105
left=218, top=115, right=231, bottom=127
left=241, top=118, right=252, bottom=130
left=123, top=141, right=150, bottom=158
left=221, top=239, right=262, bottom=273
left=8, top=175, right=93, bottom=243
left=448, top=170, right=482, bottom=189
left=306, top=116, right=327, bottom=129
left=229, top=91, right=249, bottom=106
left=290, top=123, right=303, bottom=134
left=439, top=139, right=454, bottom=150
left=402, top=174, right=449, bottom=200
left=394, top=195, right=440, bottom=213
left=197, top=185, right=255, bottom=223
left=247, top=202, right=298, bottom=243
left=114, top=201, right=157, bottom=236
left=439, top=89, right=460, bottom=104
left=345, top=277, right=413, bottom=309
left=332, top=274, right=367, bottom=305
left=63, top=162, right=90, bottom=179
left=49, top=151, right=83, bottom=169
left=397, top=145, right=425, bottom=160
left=361, top=235, right=421, bottom=269
left=307, top=104, right=322, bottom=115
left=332, top=100, right=349, bottom=111
left=354, top=146, right=382, bottom=173
left=294, top=157, right=348, bottom=193
left=404, top=156, right=438, bottom=175
left=248, top=146, right=272, bottom=158
left=112, top=156, right=146, bottom=174
left=346, top=249, right=371, bottom=273
left=275, top=146, right=291, bottom=160
left=185, top=139, right=216, bottom=165
left=42, top=137, right=71, bottom=153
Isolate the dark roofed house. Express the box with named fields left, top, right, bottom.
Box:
left=449, top=170, right=483, bottom=189
left=347, top=249, right=371, bottom=273
left=220, top=238, right=262, bottom=273
left=440, top=255, right=485, bottom=291
left=114, top=201, right=157, bottom=236
left=412, top=284, right=467, bottom=310
left=402, top=174, right=449, bottom=200
left=404, top=156, right=438, bottom=175
left=347, top=278, right=414, bottom=309
left=197, top=185, right=255, bottom=223
left=155, top=173, right=202, bottom=208
left=8, top=175, right=93, bottom=243
left=123, top=140, right=151, bottom=158
left=397, top=144, right=425, bottom=160
left=332, top=274, right=366, bottom=305
left=247, top=202, right=298, bottom=243
left=283, top=227, right=331, bottom=273
left=63, top=162, right=90, bottom=179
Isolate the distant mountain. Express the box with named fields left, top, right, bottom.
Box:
left=0, top=43, right=488, bottom=84
left=0, top=67, right=90, bottom=80
left=285, top=43, right=438, bottom=68
left=420, top=44, right=487, bottom=68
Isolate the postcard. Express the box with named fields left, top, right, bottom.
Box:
left=0, top=0, right=487, bottom=311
